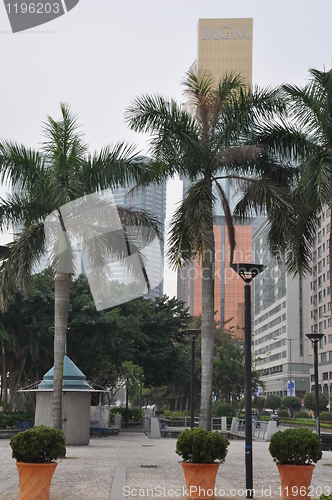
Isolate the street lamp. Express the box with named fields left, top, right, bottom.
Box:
left=231, top=263, right=265, bottom=500
left=305, top=332, right=324, bottom=437
left=185, top=329, right=201, bottom=429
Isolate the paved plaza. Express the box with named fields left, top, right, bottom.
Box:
left=0, top=429, right=332, bottom=500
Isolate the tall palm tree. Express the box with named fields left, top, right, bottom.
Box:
left=235, top=68, right=332, bottom=277
left=125, top=70, right=284, bottom=429
left=0, top=104, right=160, bottom=429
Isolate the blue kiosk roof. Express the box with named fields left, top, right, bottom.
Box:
left=38, top=354, right=92, bottom=390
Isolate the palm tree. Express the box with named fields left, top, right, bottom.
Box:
left=125, top=70, right=283, bottom=429
left=235, top=68, right=332, bottom=277
left=0, top=104, right=160, bottom=429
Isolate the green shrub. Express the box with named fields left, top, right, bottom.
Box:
left=10, top=425, right=65, bottom=463
left=319, top=494, right=332, bottom=500
left=215, top=403, right=236, bottom=417
left=110, top=407, right=143, bottom=422
left=269, top=428, right=322, bottom=465
left=0, top=411, right=35, bottom=429
left=238, top=414, right=245, bottom=420
left=161, top=410, right=190, bottom=417
left=265, top=395, right=281, bottom=411
left=304, top=392, right=328, bottom=412
left=176, top=427, right=229, bottom=464
left=260, top=410, right=271, bottom=417
left=277, top=410, right=289, bottom=418
left=320, top=412, right=332, bottom=422
left=295, top=411, right=310, bottom=419
left=281, top=396, right=302, bottom=416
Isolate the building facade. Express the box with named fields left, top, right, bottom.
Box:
left=111, top=181, right=166, bottom=300
left=309, top=206, right=332, bottom=398
left=252, top=219, right=310, bottom=399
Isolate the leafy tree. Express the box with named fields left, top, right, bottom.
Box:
left=304, top=392, right=328, bottom=413
left=0, top=105, right=158, bottom=428
left=213, top=335, right=263, bottom=407
left=215, top=403, right=236, bottom=417
left=0, top=269, right=55, bottom=411
left=281, top=396, right=302, bottom=417
left=265, top=394, right=282, bottom=411
left=126, top=70, right=282, bottom=428
left=252, top=396, right=265, bottom=414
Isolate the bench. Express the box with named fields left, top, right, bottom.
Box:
left=90, top=420, right=108, bottom=437
left=321, top=433, right=332, bottom=451
left=17, top=421, right=34, bottom=431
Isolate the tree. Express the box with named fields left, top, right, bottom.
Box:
left=265, top=394, right=282, bottom=411
left=281, top=396, right=302, bottom=417
left=236, top=68, right=332, bottom=277
left=304, top=392, right=328, bottom=413
left=0, top=105, right=159, bottom=428
left=252, top=396, right=265, bottom=414
left=125, top=70, right=282, bottom=428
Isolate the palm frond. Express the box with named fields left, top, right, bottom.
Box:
left=0, top=221, right=46, bottom=309
left=167, top=179, right=215, bottom=269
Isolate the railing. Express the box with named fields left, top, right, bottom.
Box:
left=232, top=418, right=269, bottom=440
left=159, top=416, right=199, bottom=428
left=211, top=417, right=230, bottom=431
left=157, top=416, right=230, bottom=431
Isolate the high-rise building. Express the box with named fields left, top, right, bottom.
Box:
left=196, top=18, right=253, bottom=87
left=252, top=219, right=310, bottom=398
left=177, top=18, right=262, bottom=331
left=111, top=181, right=166, bottom=300
left=308, top=206, right=332, bottom=398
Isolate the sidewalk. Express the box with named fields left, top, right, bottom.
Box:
left=0, top=430, right=331, bottom=499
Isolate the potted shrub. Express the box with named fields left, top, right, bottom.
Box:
left=10, top=425, right=66, bottom=500
left=176, top=427, right=229, bottom=500
left=269, top=428, right=322, bottom=500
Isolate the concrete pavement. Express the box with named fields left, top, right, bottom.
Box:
left=0, top=429, right=332, bottom=499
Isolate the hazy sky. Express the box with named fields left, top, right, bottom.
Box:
left=0, top=0, right=331, bottom=297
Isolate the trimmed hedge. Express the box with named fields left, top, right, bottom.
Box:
left=320, top=412, right=332, bottom=422
left=176, top=427, right=229, bottom=464
left=260, top=410, right=272, bottom=417
left=295, top=411, right=310, bottom=419
left=277, top=410, right=289, bottom=418
left=10, top=425, right=65, bottom=463
left=269, top=428, right=322, bottom=465
left=0, top=412, right=35, bottom=430
left=215, top=403, right=236, bottom=417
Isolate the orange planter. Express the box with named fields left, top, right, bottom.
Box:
left=16, top=462, right=57, bottom=500
left=277, top=464, right=315, bottom=500
left=181, top=462, right=220, bottom=500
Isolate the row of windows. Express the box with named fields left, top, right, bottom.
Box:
left=254, top=328, right=281, bottom=345
left=260, top=364, right=283, bottom=376
left=321, top=351, right=332, bottom=363
left=254, top=303, right=284, bottom=326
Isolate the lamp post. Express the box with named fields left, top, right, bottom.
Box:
left=185, top=329, right=201, bottom=429
left=305, top=332, right=324, bottom=437
left=231, top=263, right=265, bottom=499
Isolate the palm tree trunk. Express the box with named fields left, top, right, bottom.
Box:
left=199, top=255, right=215, bottom=430
left=51, top=271, right=70, bottom=430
